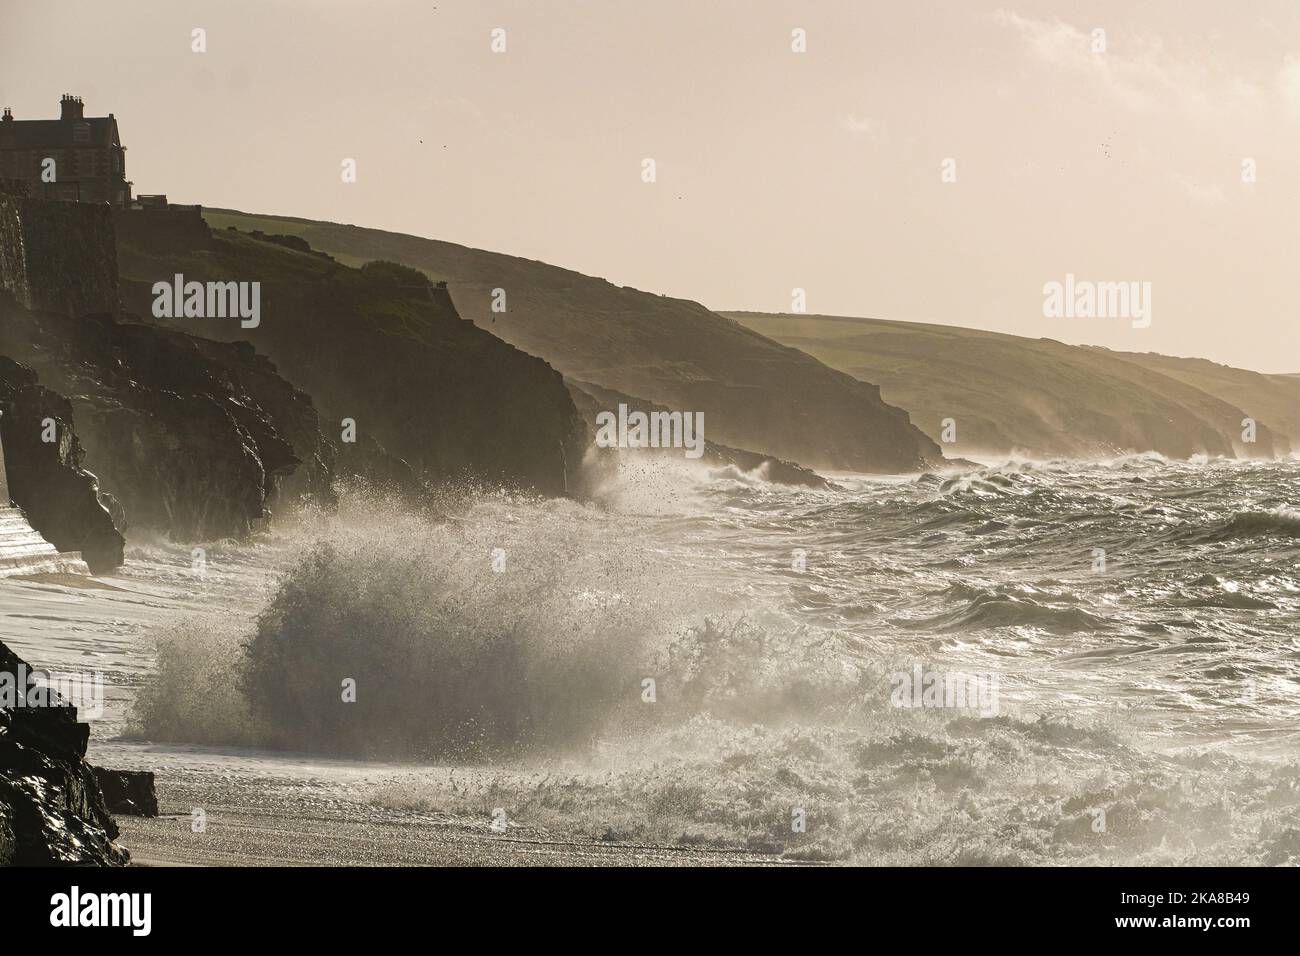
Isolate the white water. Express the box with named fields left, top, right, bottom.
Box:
left=5, top=457, right=1299, bottom=863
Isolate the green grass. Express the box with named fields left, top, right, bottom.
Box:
left=202, top=209, right=448, bottom=279
left=202, top=209, right=313, bottom=236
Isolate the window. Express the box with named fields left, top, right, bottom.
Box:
left=73, top=123, right=90, bottom=143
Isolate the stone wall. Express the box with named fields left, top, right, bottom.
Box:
left=112, top=205, right=212, bottom=255
left=0, top=196, right=118, bottom=317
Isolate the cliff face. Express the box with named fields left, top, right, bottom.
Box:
left=0, top=197, right=584, bottom=550
left=117, top=217, right=589, bottom=496
left=1109, top=351, right=1300, bottom=450
left=0, top=198, right=344, bottom=543
left=187, top=338, right=339, bottom=508
left=200, top=210, right=943, bottom=473
left=0, top=196, right=118, bottom=317
left=729, top=312, right=1292, bottom=462
left=0, top=357, right=124, bottom=572
left=0, top=301, right=319, bottom=541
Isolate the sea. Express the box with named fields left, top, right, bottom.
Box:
left=5, top=454, right=1298, bottom=864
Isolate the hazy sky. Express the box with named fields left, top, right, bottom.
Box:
left=6, top=0, right=1299, bottom=372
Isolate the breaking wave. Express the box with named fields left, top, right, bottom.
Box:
left=899, top=592, right=1112, bottom=634
left=135, top=489, right=655, bottom=757
left=131, top=486, right=856, bottom=759
left=128, top=458, right=1300, bottom=862
left=1214, top=507, right=1300, bottom=540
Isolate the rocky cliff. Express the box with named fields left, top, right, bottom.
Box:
left=117, top=217, right=589, bottom=496
left=0, top=199, right=344, bottom=543
left=1, top=198, right=586, bottom=549
left=0, top=356, right=124, bottom=572
left=0, top=300, right=321, bottom=541
left=200, top=210, right=943, bottom=473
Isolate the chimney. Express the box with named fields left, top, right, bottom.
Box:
left=59, top=94, right=84, bottom=121
left=1, top=108, right=12, bottom=123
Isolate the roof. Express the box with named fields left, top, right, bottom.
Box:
left=0, top=117, right=121, bottom=150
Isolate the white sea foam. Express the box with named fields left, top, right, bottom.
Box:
left=121, top=459, right=1300, bottom=862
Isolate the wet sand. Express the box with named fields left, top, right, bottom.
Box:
left=119, top=786, right=789, bottom=867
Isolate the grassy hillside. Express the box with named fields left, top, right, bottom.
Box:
left=725, top=312, right=1291, bottom=461
left=1107, top=350, right=1300, bottom=447
left=203, top=209, right=941, bottom=473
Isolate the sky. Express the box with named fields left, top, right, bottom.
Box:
left=4, top=0, right=1299, bottom=372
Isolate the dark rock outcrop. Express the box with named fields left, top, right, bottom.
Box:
left=190, top=338, right=339, bottom=507
left=0, top=639, right=129, bottom=866
left=0, top=302, right=313, bottom=540
left=0, top=356, right=124, bottom=572
left=568, top=379, right=833, bottom=489
left=91, top=768, right=158, bottom=818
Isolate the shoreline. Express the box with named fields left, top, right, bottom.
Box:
left=6, top=461, right=1300, bottom=867
left=2, top=558, right=792, bottom=867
